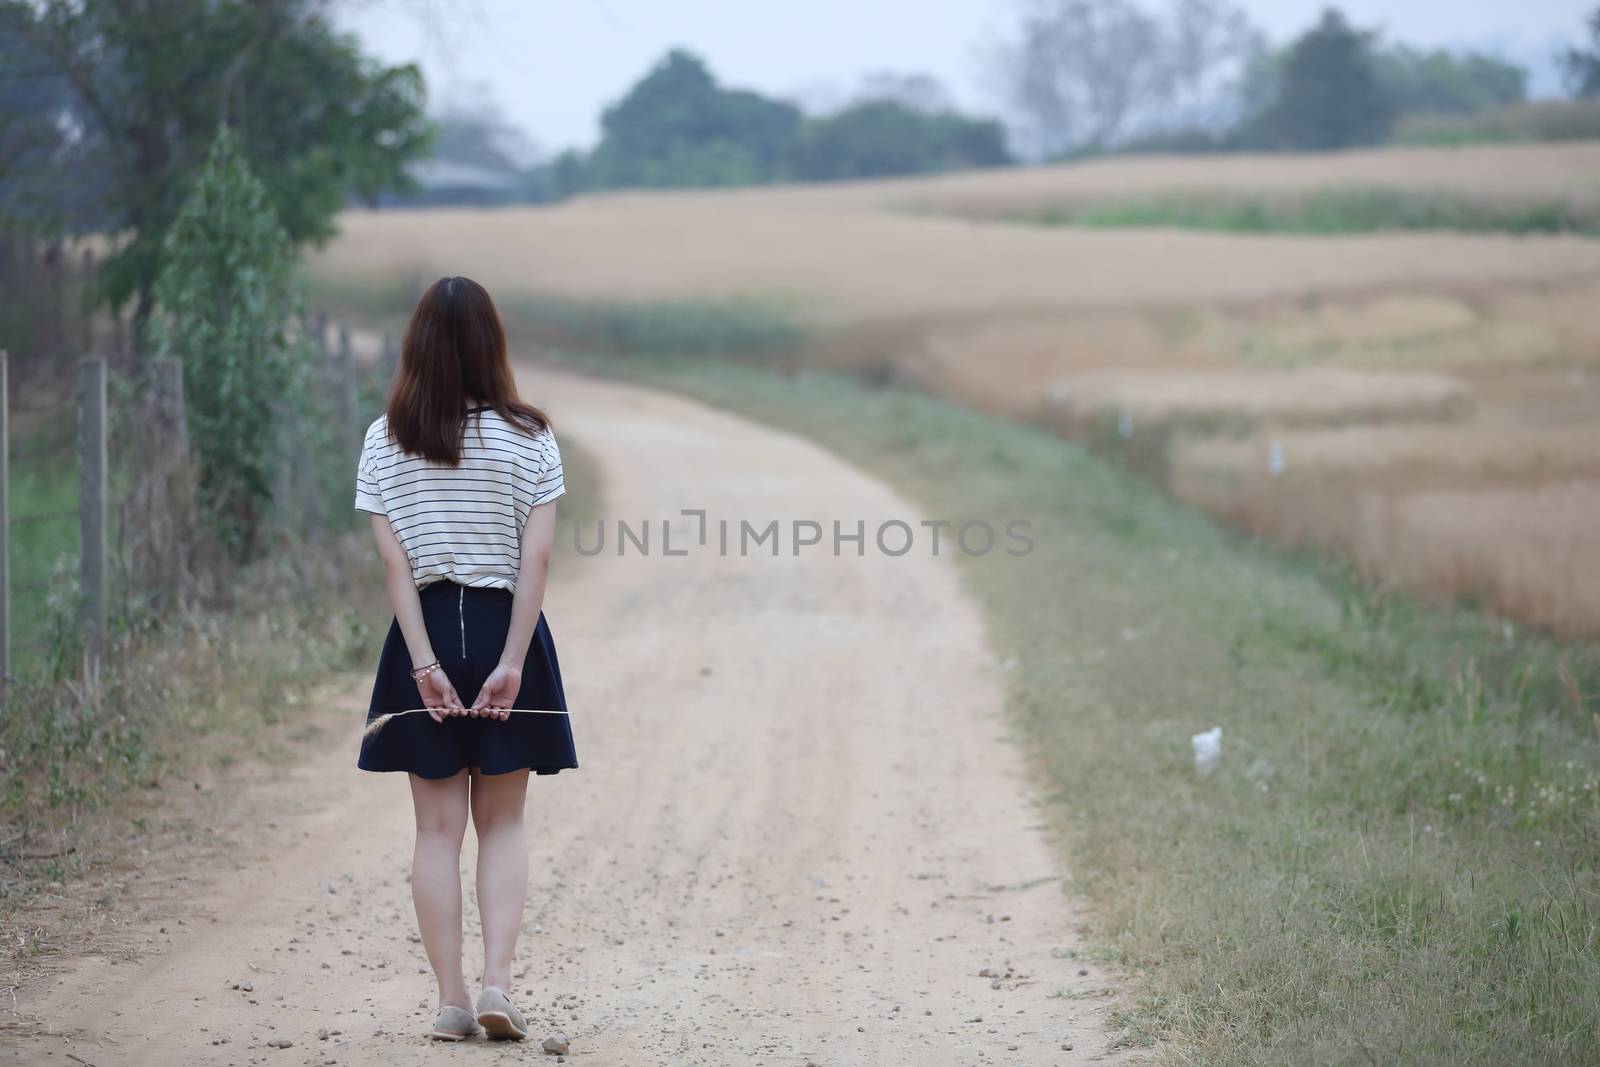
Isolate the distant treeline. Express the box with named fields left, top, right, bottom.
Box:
left=554, top=51, right=1011, bottom=193
left=407, top=4, right=1600, bottom=209
left=410, top=51, right=1012, bottom=207
left=994, top=4, right=1551, bottom=159
left=1119, top=11, right=1533, bottom=155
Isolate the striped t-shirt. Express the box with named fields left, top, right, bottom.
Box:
left=353, top=407, right=565, bottom=591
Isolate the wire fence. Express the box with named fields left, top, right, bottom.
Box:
left=0, top=313, right=398, bottom=688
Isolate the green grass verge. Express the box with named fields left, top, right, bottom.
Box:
left=0, top=539, right=381, bottom=862
left=6, top=427, right=82, bottom=666
left=1023, top=186, right=1600, bottom=237
left=544, top=348, right=1600, bottom=1065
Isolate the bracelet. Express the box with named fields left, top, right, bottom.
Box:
left=410, top=661, right=441, bottom=682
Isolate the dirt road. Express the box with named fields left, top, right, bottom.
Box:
left=6, top=368, right=1127, bottom=1066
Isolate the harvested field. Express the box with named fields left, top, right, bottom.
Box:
left=310, top=139, right=1600, bottom=636
left=316, top=197, right=1600, bottom=323
left=871, top=141, right=1600, bottom=220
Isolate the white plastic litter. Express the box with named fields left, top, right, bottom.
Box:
left=1191, top=726, right=1222, bottom=776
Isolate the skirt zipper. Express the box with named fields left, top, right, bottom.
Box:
left=458, top=585, right=466, bottom=660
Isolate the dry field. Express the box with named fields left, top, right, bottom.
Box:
left=868, top=139, right=1600, bottom=220
left=310, top=140, right=1600, bottom=637
left=318, top=148, right=1600, bottom=320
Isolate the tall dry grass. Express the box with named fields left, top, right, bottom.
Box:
left=1171, top=416, right=1600, bottom=638
left=1178, top=471, right=1600, bottom=641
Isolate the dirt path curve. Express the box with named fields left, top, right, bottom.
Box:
left=6, top=367, right=1127, bottom=1066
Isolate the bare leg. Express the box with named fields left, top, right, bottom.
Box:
left=408, top=770, right=471, bottom=1010
left=470, top=768, right=530, bottom=991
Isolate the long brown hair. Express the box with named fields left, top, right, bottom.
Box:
left=386, top=276, right=549, bottom=464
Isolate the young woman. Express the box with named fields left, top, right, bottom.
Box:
left=354, top=276, right=577, bottom=1042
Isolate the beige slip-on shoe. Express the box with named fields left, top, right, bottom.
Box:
left=475, top=985, right=529, bottom=1041
left=429, top=1004, right=482, bottom=1041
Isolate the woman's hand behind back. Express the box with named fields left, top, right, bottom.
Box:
left=470, top=663, right=521, bottom=721
left=417, top=669, right=464, bottom=723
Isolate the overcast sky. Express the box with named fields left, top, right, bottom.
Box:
left=336, top=1, right=1594, bottom=155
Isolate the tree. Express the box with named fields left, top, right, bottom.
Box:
left=430, top=93, right=543, bottom=173
left=525, top=149, right=593, bottom=203
left=0, top=3, right=106, bottom=235
left=1374, top=45, right=1525, bottom=115
left=13, top=0, right=429, bottom=343
left=793, top=101, right=1011, bottom=180
left=851, top=72, right=956, bottom=114
left=150, top=128, right=311, bottom=559
left=993, top=0, right=1263, bottom=157
left=1252, top=8, right=1394, bottom=150
left=0, top=2, right=114, bottom=366
left=1235, top=39, right=1524, bottom=147
left=586, top=50, right=803, bottom=188
left=1561, top=8, right=1600, bottom=98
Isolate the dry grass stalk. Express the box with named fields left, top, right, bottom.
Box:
left=361, top=708, right=568, bottom=741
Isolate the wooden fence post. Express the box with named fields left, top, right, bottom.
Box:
left=0, top=350, right=9, bottom=684
left=296, top=314, right=327, bottom=544
left=150, top=358, right=191, bottom=598
left=336, top=324, right=358, bottom=462
left=78, top=358, right=107, bottom=664
left=80, top=247, right=96, bottom=354
left=152, top=358, right=187, bottom=463
left=46, top=243, right=63, bottom=360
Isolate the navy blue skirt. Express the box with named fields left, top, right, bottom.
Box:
left=358, top=580, right=577, bottom=779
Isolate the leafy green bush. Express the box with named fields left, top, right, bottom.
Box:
left=150, top=128, right=314, bottom=558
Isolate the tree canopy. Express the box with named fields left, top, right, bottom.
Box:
left=1562, top=8, right=1600, bottom=98
left=524, top=50, right=1013, bottom=197
left=1374, top=45, right=1525, bottom=115
left=992, top=0, right=1265, bottom=158
left=6, top=0, right=429, bottom=336
left=1247, top=9, right=1394, bottom=150
left=586, top=50, right=803, bottom=189
left=792, top=101, right=1011, bottom=181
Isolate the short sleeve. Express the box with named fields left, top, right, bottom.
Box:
left=354, top=424, right=386, bottom=515
left=529, top=429, right=565, bottom=508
